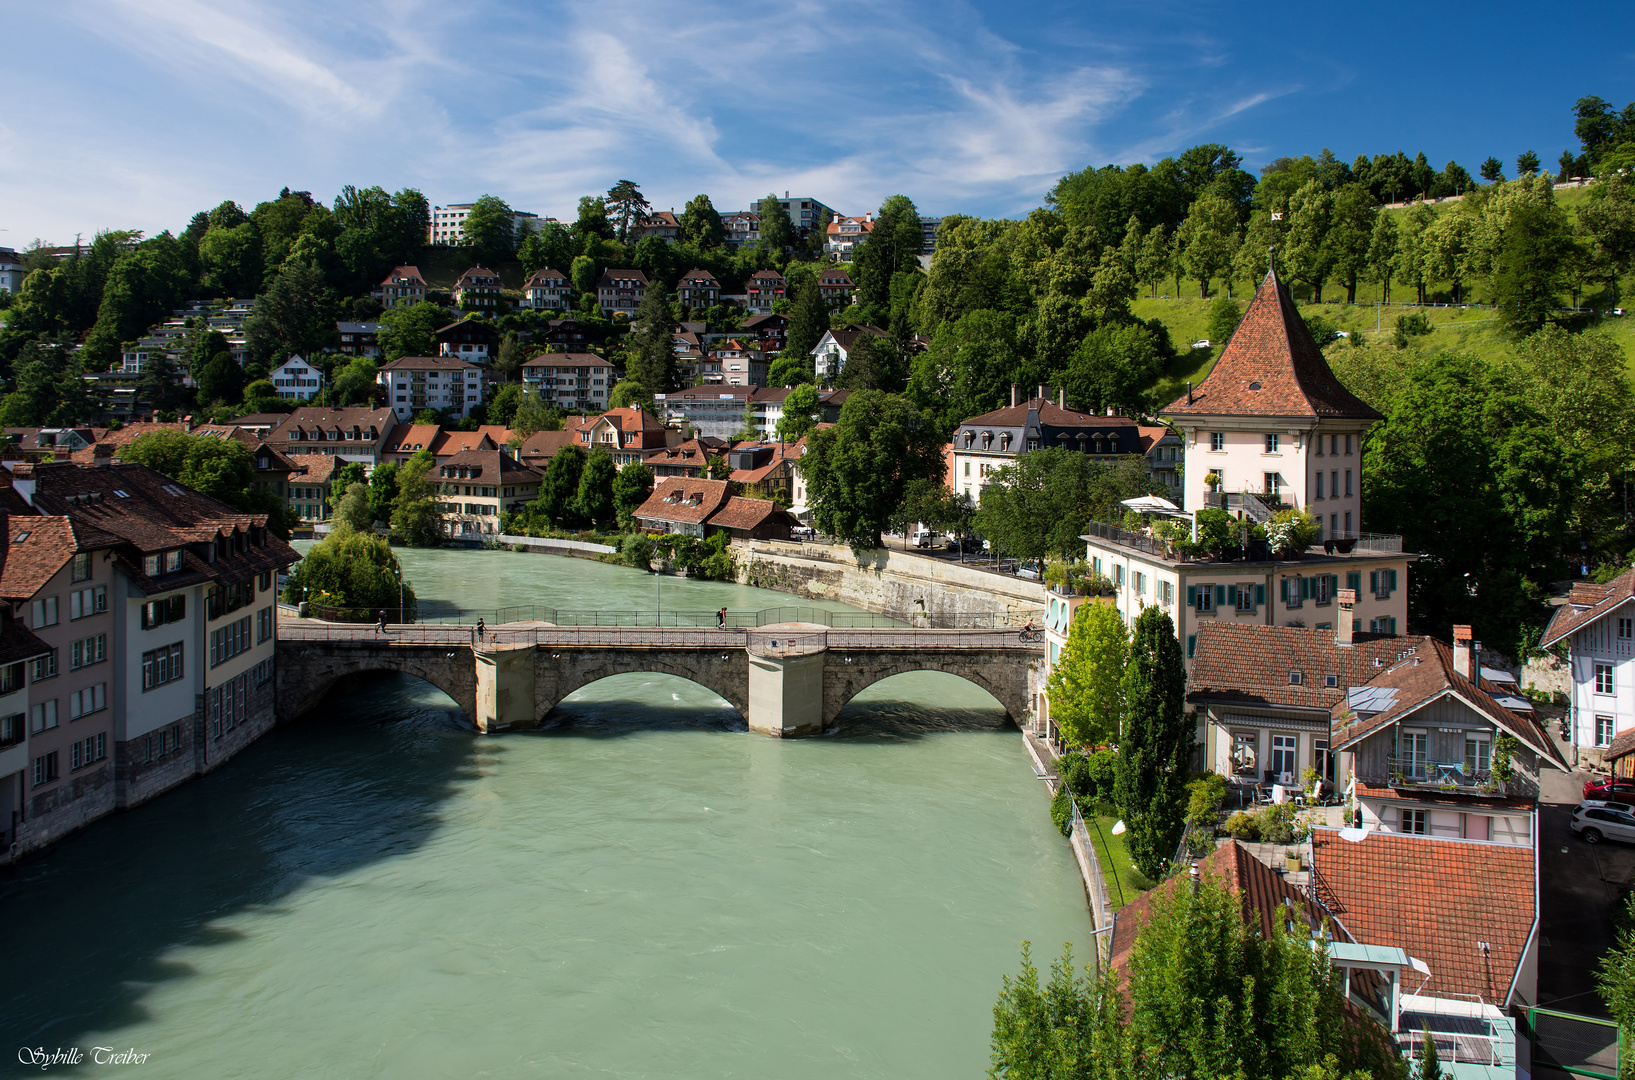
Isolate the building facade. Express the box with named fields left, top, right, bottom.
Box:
left=269, top=356, right=322, bottom=401
left=376, top=267, right=426, bottom=310
left=520, top=353, right=613, bottom=410
left=596, top=270, right=649, bottom=318
left=433, top=449, right=541, bottom=537
left=521, top=268, right=570, bottom=311
left=452, top=267, right=503, bottom=311
left=1542, top=571, right=1635, bottom=762
left=378, top=355, right=486, bottom=421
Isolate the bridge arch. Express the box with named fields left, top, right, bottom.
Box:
left=821, top=649, right=1030, bottom=730
left=535, top=649, right=749, bottom=725
left=276, top=643, right=479, bottom=725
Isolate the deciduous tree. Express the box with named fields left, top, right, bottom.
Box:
left=611, top=461, right=654, bottom=529
left=801, top=391, right=945, bottom=548
left=1044, top=601, right=1129, bottom=748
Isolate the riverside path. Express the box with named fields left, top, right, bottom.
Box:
left=276, top=619, right=1042, bottom=736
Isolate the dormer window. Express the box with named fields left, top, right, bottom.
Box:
left=1288, top=670, right=1303, bottom=686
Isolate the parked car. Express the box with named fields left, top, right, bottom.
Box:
left=1581, top=798, right=1635, bottom=815
left=1583, top=777, right=1635, bottom=801
left=911, top=528, right=936, bottom=548
left=1014, top=562, right=1041, bottom=580
left=790, top=525, right=815, bottom=540
left=1610, top=308, right=1627, bottom=316
left=1190, top=339, right=1211, bottom=350
left=1571, top=802, right=1635, bottom=844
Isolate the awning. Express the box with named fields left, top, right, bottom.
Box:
left=1120, top=495, right=1181, bottom=514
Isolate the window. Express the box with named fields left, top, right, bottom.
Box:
left=1133, top=572, right=1145, bottom=596
left=69, top=732, right=106, bottom=771
left=210, top=671, right=252, bottom=738
left=1231, top=733, right=1258, bottom=777
left=33, top=751, right=59, bottom=786
left=69, top=683, right=106, bottom=719
left=70, top=552, right=93, bottom=582
left=1314, top=739, right=1334, bottom=782
left=1189, top=584, right=1213, bottom=612
left=1282, top=576, right=1305, bottom=609
left=1162, top=581, right=1173, bottom=605
left=257, top=606, right=273, bottom=643
left=1210, top=432, right=1224, bottom=451
left=1345, top=469, right=1353, bottom=497
left=1187, top=634, right=1197, bottom=659
left=1289, top=670, right=1303, bottom=685
left=1370, top=569, right=1398, bottom=598
left=1400, top=808, right=1428, bottom=834
left=1265, top=433, right=1279, bottom=453
left=69, top=634, right=106, bottom=669
left=259, top=571, right=273, bottom=591
left=1466, top=734, right=1493, bottom=773
left=1237, top=584, right=1257, bottom=612
left=1324, top=674, right=1338, bottom=688
left=70, top=586, right=107, bottom=619
left=1315, top=472, right=1324, bottom=499
left=1264, top=472, right=1279, bottom=497
left=141, top=643, right=185, bottom=691
left=1401, top=731, right=1428, bottom=776
left=211, top=616, right=254, bottom=667
left=1370, top=617, right=1399, bottom=634
left=1346, top=571, right=1361, bottom=595
left=0, top=662, right=23, bottom=695
left=0, top=712, right=22, bottom=748
left=1621, top=618, right=1634, bottom=639
left=1598, top=716, right=1616, bottom=747
left=1597, top=664, right=1615, bottom=695
left=30, top=596, right=58, bottom=628
left=1271, top=735, right=1297, bottom=779
left=141, top=595, right=186, bottom=629
left=29, top=699, right=57, bottom=733
left=32, top=650, right=58, bottom=682
left=1345, top=434, right=1354, bottom=455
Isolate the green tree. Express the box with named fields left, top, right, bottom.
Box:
left=801, top=390, right=946, bottom=548
left=1578, top=173, right=1635, bottom=302
left=626, top=284, right=678, bottom=391
left=462, top=195, right=518, bottom=267
left=766, top=355, right=815, bottom=387
left=611, top=461, right=655, bottom=529
left=487, top=383, right=525, bottom=427
left=1285, top=180, right=1336, bottom=302
left=538, top=443, right=586, bottom=525
left=852, top=194, right=922, bottom=312
left=1328, top=183, right=1378, bottom=303
left=606, top=379, right=654, bottom=412
left=244, top=259, right=339, bottom=363
left=1480, top=157, right=1504, bottom=183
left=606, top=180, right=653, bottom=243
left=195, top=350, right=246, bottom=406
left=0, top=346, right=95, bottom=426
left=390, top=450, right=443, bottom=546
left=570, top=254, right=599, bottom=296
left=573, top=446, right=618, bottom=525
left=1205, top=296, right=1243, bottom=353
left=121, top=430, right=265, bottom=511
left=327, top=461, right=367, bottom=512
left=1597, top=891, right=1635, bottom=1064
left=680, top=194, right=726, bottom=248
left=775, top=383, right=822, bottom=442
left=988, top=942, right=1116, bottom=1080
left=280, top=523, right=416, bottom=619
left=1115, top=606, right=1190, bottom=880
left=1176, top=193, right=1240, bottom=297
left=517, top=220, right=576, bottom=275
left=334, top=481, right=372, bottom=531
left=1044, top=601, right=1129, bottom=748
left=493, top=332, right=523, bottom=382
left=377, top=300, right=447, bottom=360
left=784, top=276, right=831, bottom=360
left=1516, top=150, right=1541, bottom=176
left=198, top=220, right=263, bottom=297
left=368, top=461, right=398, bottom=524
left=1492, top=198, right=1572, bottom=337
left=511, top=389, right=561, bottom=439
left=756, top=193, right=794, bottom=252
left=330, top=356, right=381, bottom=407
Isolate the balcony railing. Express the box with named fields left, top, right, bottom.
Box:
left=1353, top=755, right=1521, bottom=797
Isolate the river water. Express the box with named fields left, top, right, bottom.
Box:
left=0, top=549, right=1089, bottom=1079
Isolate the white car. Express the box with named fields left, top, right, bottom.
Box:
left=1571, top=801, right=1635, bottom=844
left=1191, top=339, right=1211, bottom=349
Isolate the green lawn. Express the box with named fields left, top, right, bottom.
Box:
left=1081, top=808, right=1155, bottom=912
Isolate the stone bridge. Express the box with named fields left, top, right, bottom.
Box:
left=275, top=623, right=1039, bottom=736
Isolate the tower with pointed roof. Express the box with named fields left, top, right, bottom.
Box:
left=1165, top=269, right=1382, bottom=541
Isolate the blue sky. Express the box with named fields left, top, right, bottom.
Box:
left=3, top=0, right=1633, bottom=246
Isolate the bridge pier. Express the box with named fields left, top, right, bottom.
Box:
left=475, top=645, right=537, bottom=733
left=747, top=627, right=828, bottom=737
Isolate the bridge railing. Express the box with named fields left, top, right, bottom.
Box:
left=276, top=624, right=1046, bottom=650
left=305, top=604, right=1030, bottom=630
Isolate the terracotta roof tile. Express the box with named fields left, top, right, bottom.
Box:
left=633, top=477, right=731, bottom=526
left=436, top=448, right=540, bottom=485
left=707, top=496, right=792, bottom=533
left=1309, top=828, right=1535, bottom=1005
left=1188, top=623, right=1404, bottom=712
left=1542, top=568, right=1635, bottom=647
left=1164, top=270, right=1382, bottom=420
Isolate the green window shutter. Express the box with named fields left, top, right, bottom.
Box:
left=1388, top=569, right=1398, bottom=592
left=1331, top=574, right=1340, bottom=595
left=1280, top=579, right=1290, bottom=603
left=1370, top=570, right=1379, bottom=593
left=1187, top=584, right=1197, bottom=607
left=1215, top=585, right=1227, bottom=607
left=1389, top=617, right=1398, bottom=634
left=1347, top=571, right=1361, bottom=593
left=1226, top=584, right=1238, bottom=607
left=1187, top=634, right=1197, bottom=659
left=1300, top=577, right=1311, bottom=600
left=1255, top=584, right=1266, bottom=606
left=1352, top=619, right=1362, bottom=633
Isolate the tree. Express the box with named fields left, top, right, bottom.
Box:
left=327, top=461, right=367, bottom=513
left=511, top=389, right=561, bottom=439
left=1516, top=150, right=1541, bottom=176
left=1597, top=891, right=1635, bottom=1062
left=368, top=461, right=398, bottom=524
left=1284, top=180, right=1335, bottom=302
left=766, top=355, right=815, bottom=387
left=330, top=357, right=381, bottom=407
left=280, top=523, right=416, bottom=619
left=1580, top=173, right=1635, bottom=301
left=1114, top=606, right=1190, bottom=880
left=833, top=333, right=906, bottom=393
left=680, top=194, right=725, bottom=249
left=1364, top=210, right=1399, bottom=303
left=606, top=379, right=653, bottom=413
left=517, top=220, right=576, bottom=275
left=570, top=254, right=598, bottom=296
left=487, top=383, right=525, bottom=427
left=390, top=451, right=443, bottom=546
left=120, top=430, right=270, bottom=513
left=756, top=193, right=794, bottom=252
left=775, top=383, right=822, bottom=442
left=626, top=283, right=678, bottom=392
left=852, top=194, right=922, bottom=312
left=801, top=391, right=946, bottom=548
left=1328, top=183, right=1377, bottom=303
left=606, top=180, right=652, bottom=244
left=1044, top=601, right=1129, bottom=748
left=377, top=300, right=446, bottom=361
left=538, top=443, right=586, bottom=525
left=1493, top=198, right=1573, bottom=337
left=244, top=259, right=338, bottom=363
left=493, top=332, right=523, bottom=382
left=1056, top=320, right=1168, bottom=419
left=974, top=448, right=1159, bottom=562
left=573, top=446, right=618, bottom=525
left=988, top=942, right=1115, bottom=1080
left=784, top=277, right=831, bottom=360
left=611, top=461, right=654, bottom=529
left=1176, top=193, right=1240, bottom=297
left=1480, top=157, right=1505, bottom=183
left=195, top=350, right=246, bottom=406
left=1204, top=296, right=1242, bottom=352
left=462, top=195, right=517, bottom=267
left=335, top=481, right=372, bottom=531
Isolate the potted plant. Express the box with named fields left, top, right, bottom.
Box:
left=1204, top=471, right=1221, bottom=492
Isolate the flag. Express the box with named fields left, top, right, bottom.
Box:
left=1271, top=212, right=1283, bottom=221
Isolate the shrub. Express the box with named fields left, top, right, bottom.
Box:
left=1050, top=785, right=1074, bottom=837
left=1186, top=773, right=1228, bottom=830
left=619, top=533, right=654, bottom=571
left=1224, top=812, right=1258, bottom=840
left=1194, top=507, right=1236, bottom=558
left=1265, top=508, right=1320, bottom=558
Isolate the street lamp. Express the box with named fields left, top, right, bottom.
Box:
left=654, top=570, right=661, bottom=627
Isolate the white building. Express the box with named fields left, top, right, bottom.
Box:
left=825, top=214, right=873, bottom=260
left=811, top=324, right=887, bottom=382
left=1542, top=571, right=1635, bottom=761
left=269, top=356, right=322, bottom=401
left=377, top=355, right=486, bottom=421
left=519, top=353, right=613, bottom=410
left=521, top=268, right=571, bottom=311
left=428, top=204, right=539, bottom=246
left=0, top=247, right=24, bottom=294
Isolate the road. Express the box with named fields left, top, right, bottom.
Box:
left=276, top=621, right=1044, bottom=652
left=1537, top=766, right=1635, bottom=1020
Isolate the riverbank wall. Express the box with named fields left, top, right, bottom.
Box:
left=735, top=541, right=1046, bottom=624
left=1018, top=729, right=1114, bottom=968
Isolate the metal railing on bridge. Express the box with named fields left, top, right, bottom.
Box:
left=302, top=603, right=1027, bottom=631
left=276, top=623, right=1043, bottom=651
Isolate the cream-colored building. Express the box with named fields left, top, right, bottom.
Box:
left=434, top=448, right=542, bottom=537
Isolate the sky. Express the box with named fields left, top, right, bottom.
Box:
left=3, top=0, right=1634, bottom=246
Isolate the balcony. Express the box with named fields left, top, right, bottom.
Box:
left=1351, top=755, right=1535, bottom=799
left=1396, top=995, right=1515, bottom=1079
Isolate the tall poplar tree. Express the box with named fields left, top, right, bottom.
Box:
left=1043, top=601, right=1129, bottom=748
left=1114, top=607, right=1191, bottom=879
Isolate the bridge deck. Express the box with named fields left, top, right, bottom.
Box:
left=277, top=623, right=1041, bottom=651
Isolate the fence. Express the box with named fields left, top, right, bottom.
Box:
left=1068, top=793, right=1116, bottom=963
left=275, top=623, right=1043, bottom=651
left=341, top=603, right=1025, bottom=630
left=1525, top=1007, right=1620, bottom=1078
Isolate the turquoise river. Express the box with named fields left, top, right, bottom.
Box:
left=0, top=547, right=1090, bottom=1078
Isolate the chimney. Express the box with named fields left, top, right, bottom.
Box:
left=1106, top=407, right=1114, bottom=417
left=1186, top=381, right=1194, bottom=405
left=11, top=463, right=34, bottom=506
left=1037, top=383, right=1047, bottom=403
left=1010, top=384, right=1018, bottom=407
left=92, top=444, right=115, bottom=467
left=1335, top=589, right=1356, bottom=647
left=1452, top=625, right=1476, bottom=680
left=1057, top=387, right=1065, bottom=410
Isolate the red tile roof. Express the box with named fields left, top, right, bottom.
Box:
left=0, top=515, right=122, bottom=600
left=634, top=477, right=731, bottom=526
left=1542, top=567, right=1635, bottom=647
left=1163, top=270, right=1382, bottom=420
left=284, top=454, right=342, bottom=485
left=521, top=352, right=613, bottom=369
left=436, top=449, right=540, bottom=485
left=379, top=354, right=480, bottom=371
left=516, top=430, right=576, bottom=466
left=1189, top=623, right=1411, bottom=712
left=384, top=423, right=443, bottom=455
left=707, top=496, right=792, bottom=533
left=1309, top=828, right=1536, bottom=1005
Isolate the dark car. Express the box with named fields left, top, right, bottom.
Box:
left=1583, top=777, right=1635, bottom=801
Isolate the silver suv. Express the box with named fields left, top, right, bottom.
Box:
left=1571, top=801, right=1635, bottom=844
